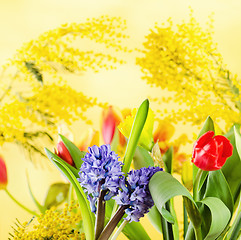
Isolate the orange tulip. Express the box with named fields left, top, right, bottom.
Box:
left=79, top=129, right=100, bottom=151
left=0, top=156, right=7, bottom=190
left=153, top=120, right=175, bottom=143
left=56, top=141, right=74, bottom=166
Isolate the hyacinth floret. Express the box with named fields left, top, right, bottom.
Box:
left=114, top=166, right=162, bottom=222
left=78, top=144, right=123, bottom=212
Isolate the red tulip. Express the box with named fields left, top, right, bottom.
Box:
left=56, top=141, right=74, bottom=166
left=192, top=131, right=233, bottom=171
left=102, top=106, right=126, bottom=146
left=0, top=156, right=7, bottom=190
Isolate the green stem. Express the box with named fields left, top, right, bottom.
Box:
left=95, top=190, right=107, bottom=240
left=5, top=189, right=39, bottom=216
left=194, top=227, right=202, bottom=240
left=193, top=169, right=203, bottom=201
left=98, top=206, right=127, bottom=240
left=110, top=220, right=128, bottom=240
left=161, top=202, right=174, bottom=240
left=183, top=201, right=188, bottom=239
left=67, top=183, right=73, bottom=204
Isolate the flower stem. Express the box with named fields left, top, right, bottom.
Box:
left=95, top=190, right=107, bottom=240
left=98, top=205, right=127, bottom=240
left=5, top=189, right=39, bottom=216
left=110, top=220, right=128, bottom=240
left=194, top=227, right=202, bottom=240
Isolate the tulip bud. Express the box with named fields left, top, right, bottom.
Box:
left=0, top=156, right=7, bottom=190
left=182, top=160, right=193, bottom=191
left=56, top=141, right=74, bottom=166
left=102, top=106, right=126, bottom=146
left=192, top=131, right=233, bottom=171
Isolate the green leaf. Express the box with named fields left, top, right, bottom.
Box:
left=225, top=192, right=241, bottom=240
left=45, top=147, right=79, bottom=178
left=204, top=170, right=233, bottom=213
left=197, top=116, right=215, bottom=138
left=122, top=221, right=151, bottom=240
left=159, top=206, right=175, bottom=224
left=198, top=171, right=208, bottom=192
left=133, top=146, right=154, bottom=169
left=45, top=148, right=95, bottom=240
left=25, top=61, right=43, bottom=84
left=59, top=134, right=86, bottom=169
left=162, top=147, right=173, bottom=174
left=122, top=99, right=149, bottom=174
left=147, top=206, right=163, bottom=233
left=43, top=183, right=70, bottom=209
left=26, top=173, right=46, bottom=213
left=199, top=197, right=231, bottom=240
left=234, top=126, right=241, bottom=162
left=149, top=171, right=201, bottom=231
left=223, top=125, right=241, bottom=204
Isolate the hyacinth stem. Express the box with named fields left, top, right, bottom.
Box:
left=5, top=189, right=39, bottom=217
left=97, top=205, right=127, bottom=240
left=110, top=219, right=128, bottom=240
left=95, top=190, right=107, bottom=240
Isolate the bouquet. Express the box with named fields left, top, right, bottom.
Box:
left=1, top=99, right=241, bottom=240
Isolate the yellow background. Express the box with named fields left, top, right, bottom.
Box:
left=1, top=0, right=241, bottom=239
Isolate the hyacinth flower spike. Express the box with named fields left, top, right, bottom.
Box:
left=78, top=144, right=124, bottom=239
left=97, top=166, right=163, bottom=240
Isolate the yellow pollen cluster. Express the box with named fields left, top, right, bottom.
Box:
left=11, top=202, right=85, bottom=240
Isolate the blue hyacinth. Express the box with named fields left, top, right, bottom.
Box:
left=113, top=166, right=163, bottom=222
left=78, top=144, right=124, bottom=212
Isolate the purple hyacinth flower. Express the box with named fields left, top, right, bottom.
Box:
left=78, top=144, right=124, bottom=213
left=113, top=166, right=163, bottom=222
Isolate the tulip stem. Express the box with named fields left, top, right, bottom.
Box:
left=110, top=219, right=128, bottom=240
left=5, top=189, right=39, bottom=217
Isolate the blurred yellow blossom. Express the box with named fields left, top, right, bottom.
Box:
left=137, top=10, right=241, bottom=131
left=0, top=15, right=129, bottom=156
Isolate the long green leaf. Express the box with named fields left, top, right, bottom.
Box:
left=204, top=170, right=233, bottom=213
left=149, top=171, right=202, bottom=231
left=26, top=173, right=46, bottom=213
left=45, top=147, right=79, bottom=178
left=223, top=125, right=241, bottom=204
left=59, top=134, right=86, bottom=169
left=234, top=126, right=241, bottom=162
left=199, top=197, right=231, bottom=240
left=122, top=221, right=151, bottom=240
left=162, top=147, right=173, bottom=174
left=225, top=192, right=241, bottom=240
left=133, top=146, right=154, bottom=169
left=122, top=99, right=149, bottom=174
left=44, top=183, right=70, bottom=209
left=45, top=148, right=95, bottom=240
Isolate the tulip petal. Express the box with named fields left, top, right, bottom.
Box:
left=0, top=156, right=7, bottom=189
left=192, top=148, right=220, bottom=171
left=57, top=141, right=74, bottom=166
left=194, top=131, right=215, bottom=149
left=213, top=135, right=233, bottom=158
